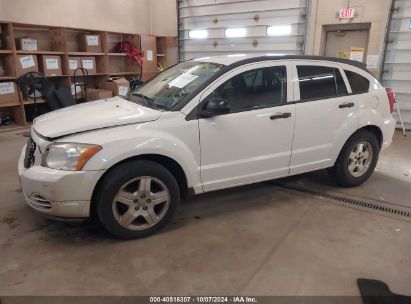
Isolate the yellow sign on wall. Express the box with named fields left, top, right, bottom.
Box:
left=337, top=51, right=349, bottom=59
left=350, top=47, right=365, bottom=52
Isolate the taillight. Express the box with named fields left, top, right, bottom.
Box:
left=386, top=88, right=395, bottom=113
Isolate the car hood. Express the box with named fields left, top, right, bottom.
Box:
left=33, top=96, right=161, bottom=139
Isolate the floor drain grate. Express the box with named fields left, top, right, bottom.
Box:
left=276, top=184, right=411, bottom=221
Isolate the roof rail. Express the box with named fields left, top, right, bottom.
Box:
left=232, top=55, right=370, bottom=73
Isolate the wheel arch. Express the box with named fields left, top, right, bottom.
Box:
left=355, top=125, right=383, bottom=148
left=329, top=124, right=382, bottom=187
left=334, top=124, right=383, bottom=164
left=90, top=154, right=190, bottom=219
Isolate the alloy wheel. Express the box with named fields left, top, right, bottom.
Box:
left=112, top=176, right=171, bottom=230
left=347, top=141, right=373, bottom=178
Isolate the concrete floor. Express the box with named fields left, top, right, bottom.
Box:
left=0, top=130, right=410, bottom=296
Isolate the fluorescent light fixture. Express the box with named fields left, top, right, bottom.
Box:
left=225, top=28, right=247, bottom=38
left=267, top=25, right=292, bottom=36
left=266, top=53, right=286, bottom=56
left=189, top=29, right=208, bottom=39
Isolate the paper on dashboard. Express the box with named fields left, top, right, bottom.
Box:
left=168, top=73, right=198, bottom=89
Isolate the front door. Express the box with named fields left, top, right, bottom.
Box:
left=198, top=62, right=295, bottom=192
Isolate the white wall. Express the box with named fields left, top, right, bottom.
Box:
left=150, top=0, right=178, bottom=36
left=0, top=0, right=177, bottom=36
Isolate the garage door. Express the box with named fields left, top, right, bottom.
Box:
left=381, top=0, right=411, bottom=129
left=178, top=0, right=308, bottom=61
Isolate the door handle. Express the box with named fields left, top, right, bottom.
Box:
left=270, top=112, right=291, bottom=120
left=339, top=102, right=355, bottom=109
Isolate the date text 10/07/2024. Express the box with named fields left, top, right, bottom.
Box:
left=149, top=297, right=258, bottom=303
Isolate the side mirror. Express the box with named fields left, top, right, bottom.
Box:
left=199, top=98, right=230, bottom=118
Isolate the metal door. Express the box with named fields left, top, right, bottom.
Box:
left=178, top=0, right=308, bottom=60
left=381, top=0, right=411, bottom=129
left=324, top=30, right=369, bottom=61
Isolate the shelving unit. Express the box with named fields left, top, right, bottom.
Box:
left=16, top=50, right=65, bottom=55
left=156, top=36, right=178, bottom=73
left=0, top=21, right=177, bottom=132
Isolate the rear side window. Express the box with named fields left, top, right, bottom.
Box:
left=344, top=70, right=370, bottom=94
left=297, top=65, right=348, bottom=101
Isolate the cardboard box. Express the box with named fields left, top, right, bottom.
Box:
left=0, top=82, right=19, bottom=105
left=78, top=34, right=102, bottom=52
left=16, top=54, right=39, bottom=76
left=86, top=88, right=113, bottom=101
left=67, top=57, right=81, bottom=75
left=80, top=57, right=96, bottom=74
left=101, top=77, right=130, bottom=97
left=16, top=37, right=38, bottom=51
left=39, top=55, right=62, bottom=76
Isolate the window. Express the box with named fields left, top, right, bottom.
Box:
left=207, top=66, right=287, bottom=113
left=297, top=65, right=348, bottom=101
left=344, top=70, right=370, bottom=94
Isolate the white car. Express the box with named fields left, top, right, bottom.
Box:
left=18, top=55, right=396, bottom=239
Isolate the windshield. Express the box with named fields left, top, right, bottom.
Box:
left=126, top=61, right=224, bottom=110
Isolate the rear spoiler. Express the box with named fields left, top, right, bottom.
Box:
left=327, top=57, right=370, bottom=73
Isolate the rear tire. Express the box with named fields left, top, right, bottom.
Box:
left=329, top=130, right=380, bottom=187
left=96, top=160, right=180, bottom=239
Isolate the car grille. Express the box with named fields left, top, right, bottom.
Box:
left=24, top=137, right=36, bottom=169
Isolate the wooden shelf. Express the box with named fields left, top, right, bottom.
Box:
left=0, top=103, right=26, bottom=129
left=16, top=50, right=65, bottom=55
left=157, top=53, right=165, bottom=57
left=0, top=76, right=17, bottom=80
left=0, top=102, right=21, bottom=107
left=69, top=73, right=109, bottom=77
left=68, top=51, right=105, bottom=56
left=108, top=53, right=127, bottom=56
left=22, top=99, right=46, bottom=105
left=0, top=50, right=13, bottom=54
left=0, top=122, right=28, bottom=133
left=109, top=71, right=140, bottom=76
left=46, top=74, right=70, bottom=78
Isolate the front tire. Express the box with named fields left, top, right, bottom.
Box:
left=329, top=130, right=380, bottom=187
left=96, top=160, right=180, bottom=239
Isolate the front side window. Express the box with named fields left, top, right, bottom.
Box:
left=297, top=65, right=348, bottom=101
left=344, top=70, right=370, bottom=94
left=207, top=66, right=287, bottom=113
left=127, top=61, right=224, bottom=110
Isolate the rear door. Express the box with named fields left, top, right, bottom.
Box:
left=289, top=61, right=359, bottom=174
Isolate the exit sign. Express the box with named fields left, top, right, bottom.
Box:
left=339, top=8, right=355, bottom=19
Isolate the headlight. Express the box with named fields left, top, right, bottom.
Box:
left=43, top=143, right=102, bottom=171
